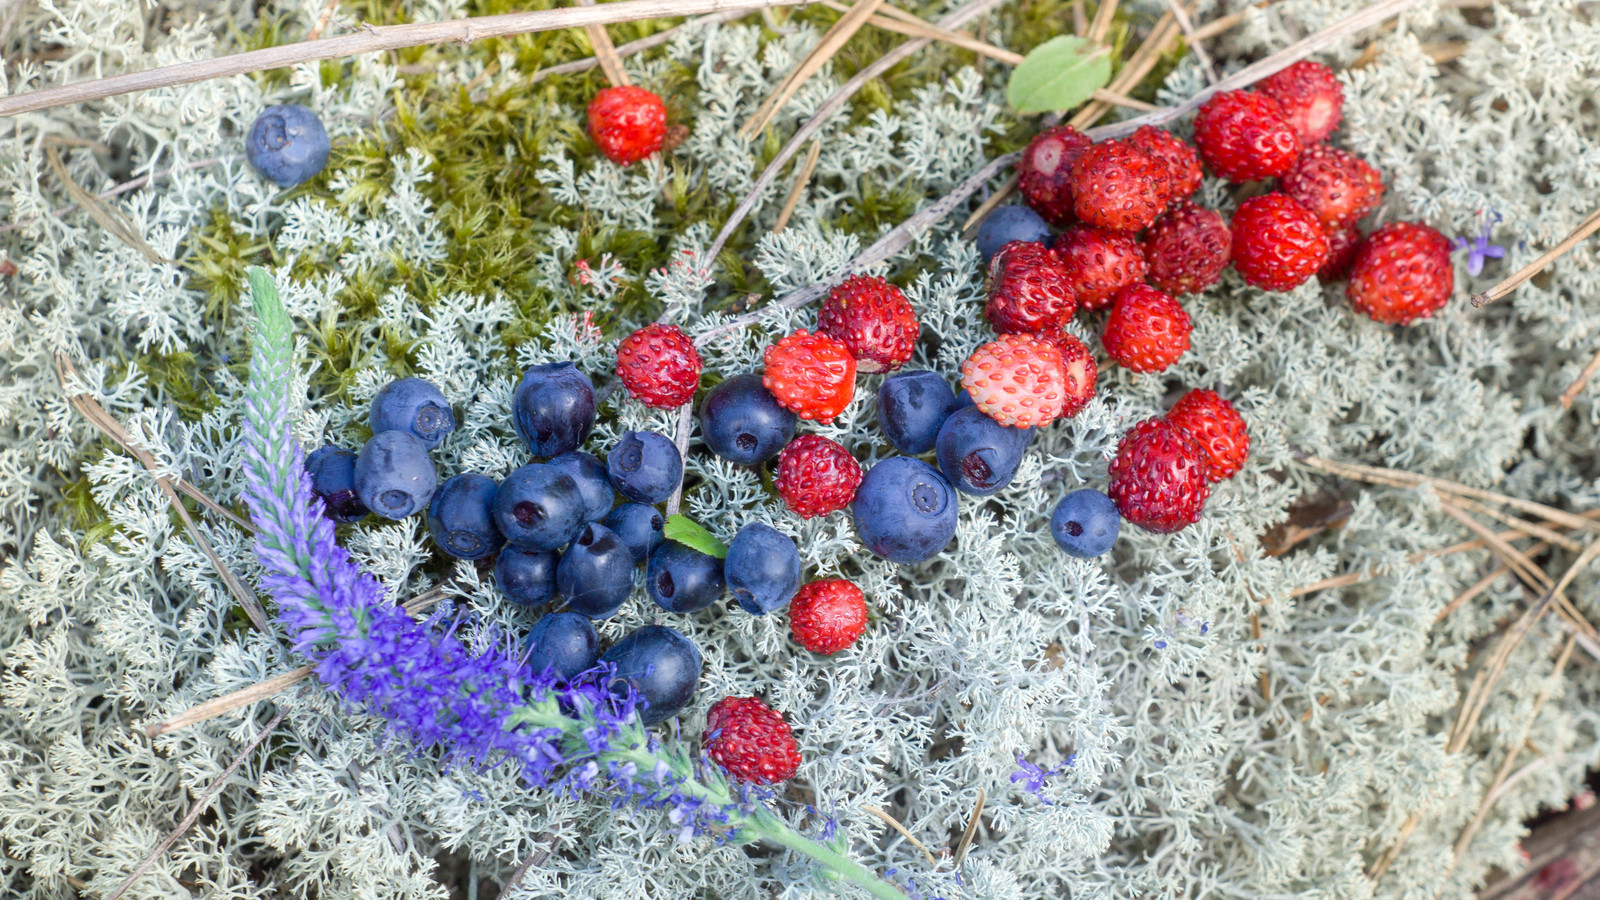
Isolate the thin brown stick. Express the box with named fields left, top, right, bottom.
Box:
left=0, top=154, right=239, bottom=235
left=107, top=709, right=288, bottom=900
left=577, top=0, right=633, bottom=86
left=960, top=174, right=1017, bottom=235
left=1473, top=206, right=1600, bottom=308
left=1451, top=495, right=1584, bottom=553
left=1067, top=11, right=1179, bottom=130
left=1071, top=0, right=1089, bottom=35
left=0, top=0, right=810, bottom=118
left=772, top=140, right=823, bottom=233
left=497, top=835, right=563, bottom=897
left=1435, top=563, right=1516, bottom=624
left=44, top=146, right=171, bottom=265
left=1287, top=531, right=1538, bottom=599
left=1162, top=0, right=1217, bottom=82
left=1188, top=0, right=1269, bottom=41
left=819, top=0, right=1022, bottom=63
left=527, top=8, right=757, bottom=84
left=1560, top=344, right=1600, bottom=409
left=743, top=0, right=888, bottom=138
left=863, top=806, right=939, bottom=869
left=1087, top=0, right=1120, bottom=43
left=1369, top=814, right=1421, bottom=880
left=307, top=0, right=342, bottom=40
left=953, top=789, right=985, bottom=866
left=1092, top=88, right=1159, bottom=111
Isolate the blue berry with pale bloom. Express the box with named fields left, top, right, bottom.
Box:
left=604, top=502, right=665, bottom=564
left=246, top=104, right=330, bottom=188
left=428, top=473, right=503, bottom=560
left=1050, top=489, right=1120, bottom=558
left=548, top=451, right=615, bottom=523
left=699, top=374, right=796, bottom=465
left=876, top=370, right=958, bottom=455
left=305, top=445, right=368, bottom=523
left=523, top=611, right=601, bottom=682
left=495, top=547, right=559, bottom=606
left=601, top=624, right=702, bottom=726
left=557, top=523, right=635, bottom=619
left=975, top=205, right=1053, bottom=263
left=724, top=523, right=801, bottom=615
left=935, top=406, right=1033, bottom=496
left=493, top=463, right=586, bottom=550
left=607, top=430, right=682, bottom=504
left=513, top=362, right=596, bottom=458
left=354, top=431, right=437, bottom=519
left=646, top=542, right=725, bottom=613
left=371, top=377, right=455, bottom=450
left=851, top=456, right=957, bottom=564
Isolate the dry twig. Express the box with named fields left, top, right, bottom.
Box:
left=953, top=789, right=985, bottom=866
left=772, top=139, right=823, bottom=233
left=1473, top=206, right=1600, bottom=308
left=1559, top=345, right=1600, bottom=410
left=863, top=805, right=940, bottom=869
left=307, top=0, right=342, bottom=40
left=527, top=8, right=761, bottom=84
left=1162, top=0, right=1217, bottom=82
left=818, top=0, right=1023, bottom=62
left=576, top=0, right=633, bottom=86
left=743, top=0, right=889, bottom=137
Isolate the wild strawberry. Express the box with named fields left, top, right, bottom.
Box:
left=1346, top=222, right=1455, bottom=325
left=985, top=240, right=1077, bottom=333
left=1126, top=125, right=1203, bottom=201
left=1107, top=418, right=1210, bottom=534
left=586, top=85, right=667, bottom=166
left=702, top=696, right=801, bottom=784
left=1035, top=328, right=1098, bottom=418
left=775, top=434, right=863, bottom=518
left=1070, top=140, right=1168, bottom=233
left=1256, top=61, right=1344, bottom=145
left=817, top=275, right=920, bottom=373
left=1230, top=193, right=1329, bottom=291
left=763, top=330, right=856, bottom=423
left=1193, top=90, right=1302, bottom=182
left=789, top=578, right=869, bottom=654
left=1101, top=284, right=1191, bottom=373
left=1318, top=225, right=1363, bottom=283
left=1140, top=201, right=1231, bottom=295
left=616, top=323, right=702, bottom=409
left=1280, top=144, right=1384, bottom=231
left=1054, top=225, right=1148, bottom=312
left=961, top=334, right=1069, bottom=428
left=1017, top=125, right=1094, bottom=226
left=1166, top=389, right=1249, bottom=481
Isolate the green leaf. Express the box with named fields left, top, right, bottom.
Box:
left=663, top=514, right=728, bottom=559
left=1007, top=36, right=1113, bottom=115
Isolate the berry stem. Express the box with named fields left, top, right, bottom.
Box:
left=745, top=808, right=911, bottom=900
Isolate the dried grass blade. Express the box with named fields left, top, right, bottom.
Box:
left=818, top=0, right=1023, bottom=63
left=772, top=139, right=823, bottom=233
left=1474, top=205, right=1600, bottom=308
left=44, top=146, right=171, bottom=265
left=953, top=788, right=985, bottom=865
left=577, top=0, right=633, bottom=86
left=863, top=805, right=939, bottom=869
left=1087, top=0, right=1120, bottom=43
left=742, top=0, right=889, bottom=138
left=1162, top=0, right=1217, bottom=82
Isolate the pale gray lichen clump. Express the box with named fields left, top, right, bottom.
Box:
left=4, top=0, right=1600, bottom=898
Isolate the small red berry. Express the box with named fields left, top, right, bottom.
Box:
left=1280, top=144, right=1384, bottom=231
left=1255, top=61, right=1344, bottom=145
left=962, top=334, right=1070, bottom=428
left=616, top=323, right=702, bottom=409
left=1035, top=328, right=1098, bottom=418
left=1054, top=225, right=1148, bottom=312
left=1230, top=193, right=1329, bottom=292
left=1346, top=222, right=1455, bottom=325
left=586, top=85, right=667, bottom=166
left=1069, top=140, right=1168, bottom=233
left=1126, top=125, right=1203, bottom=202
left=985, top=240, right=1077, bottom=333
left=1193, top=90, right=1302, bottom=182
left=789, top=578, right=869, bottom=654
left=1017, top=125, right=1095, bottom=226
left=1107, top=418, right=1210, bottom=534
left=1139, top=200, right=1232, bottom=296
left=763, top=330, right=856, bottom=423
left=1318, top=225, right=1363, bottom=283
left=702, top=697, right=801, bottom=785
left=775, top=434, right=863, bottom=518
left=1101, top=284, right=1191, bottom=374
left=818, top=275, right=920, bottom=373
left=1165, top=389, right=1249, bottom=481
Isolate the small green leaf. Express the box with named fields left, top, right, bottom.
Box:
left=663, top=514, right=728, bottom=559
left=1007, top=36, right=1113, bottom=115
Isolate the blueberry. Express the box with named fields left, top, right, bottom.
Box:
left=523, top=611, right=600, bottom=682
left=495, top=547, right=559, bottom=606
left=427, top=473, right=504, bottom=560
left=548, top=451, right=614, bottom=523
left=607, top=431, right=683, bottom=504
left=371, top=377, right=455, bottom=450
left=851, top=456, right=958, bottom=564
left=935, top=406, right=1034, bottom=496
left=513, top=362, right=596, bottom=458
left=492, top=463, right=587, bottom=550
left=604, top=502, right=665, bottom=564
left=246, top=104, right=331, bottom=188
left=955, top=389, right=975, bottom=410
left=305, top=445, right=369, bottom=523
left=1050, top=489, right=1121, bottom=558
left=876, top=370, right=958, bottom=455
left=556, top=523, right=635, bottom=619
left=354, top=431, right=437, bottom=519
left=645, top=542, right=725, bottom=613
left=601, top=624, right=702, bottom=725
left=724, top=523, right=801, bottom=615
left=974, top=206, right=1054, bottom=264
left=699, top=374, right=796, bottom=465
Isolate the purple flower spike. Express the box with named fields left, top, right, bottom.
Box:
left=1453, top=209, right=1507, bottom=277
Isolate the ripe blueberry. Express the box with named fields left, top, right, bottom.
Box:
left=607, top=430, right=682, bottom=504
left=603, top=502, right=665, bottom=564
left=1050, top=489, right=1120, bottom=558
left=547, top=451, right=614, bottom=523
left=353, top=431, right=437, bottom=520
left=724, top=523, right=801, bottom=615
left=935, top=406, right=1034, bottom=496
left=851, top=456, right=958, bottom=564
left=371, top=377, right=455, bottom=450
left=876, top=370, right=958, bottom=455
left=601, top=624, right=702, bottom=726
left=513, top=362, right=596, bottom=458
left=523, top=611, right=601, bottom=682
left=645, top=542, right=725, bottom=613
left=246, top=104, right=331, bottom=188
left=495, top=547, right=559, bottom=606
left=974, top=205, right=1054, bottom=263
left=699, top=374, right=796, bottom=465
left=492, top=463, right=586, bottom=550
left=305, top=445, right=368, bottom=523
left=427, top=473, right=504, bottom=560
left=556, top=523, right=635, bottom=619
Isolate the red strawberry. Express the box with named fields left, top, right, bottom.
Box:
left=1140, top=201, right=1231, bottom=296
left=1318, top=225, right=1363, bottom=283
left=961, top=333, right=1069, bottom=428
left=763, top=330, right=856, bottom=423
left=789, top=578, right=869, bottom=654
left=1107, top=417, right=1210, bottom=534
left=775, top=434, right=863, bottom=518
left=1165, top=389, right=1249, bottom=481
left=1230, top=193, right=1329, bottom=292
left=1279, top=144, right=1384, bottom=231
left=702, top=697, right=801, bottom=784
left=616, top=323, right=702, bottom=409
left=1017, top=125, right=1094, bottom=226
left=1035, top=328, right=1098, bottom=418
left=586, top=85, right=667, bottom=166
left=1256, top=61, right=1344, bottom=145
left=985, top=240, right=1077, bottom=333
left=1193, top=91, right=1302, bottom=182
left=1346, top=222, right=1455, bottom=325
left=1054, top=225, right=1148, bottom=312
left=1070, top=140, right=1168, bottom=233
left=1126, top=125, right=1203, bottom=201
left=1101, top=284, right=1191, bottom=374
left=818, top=275, right=920, bottom=373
